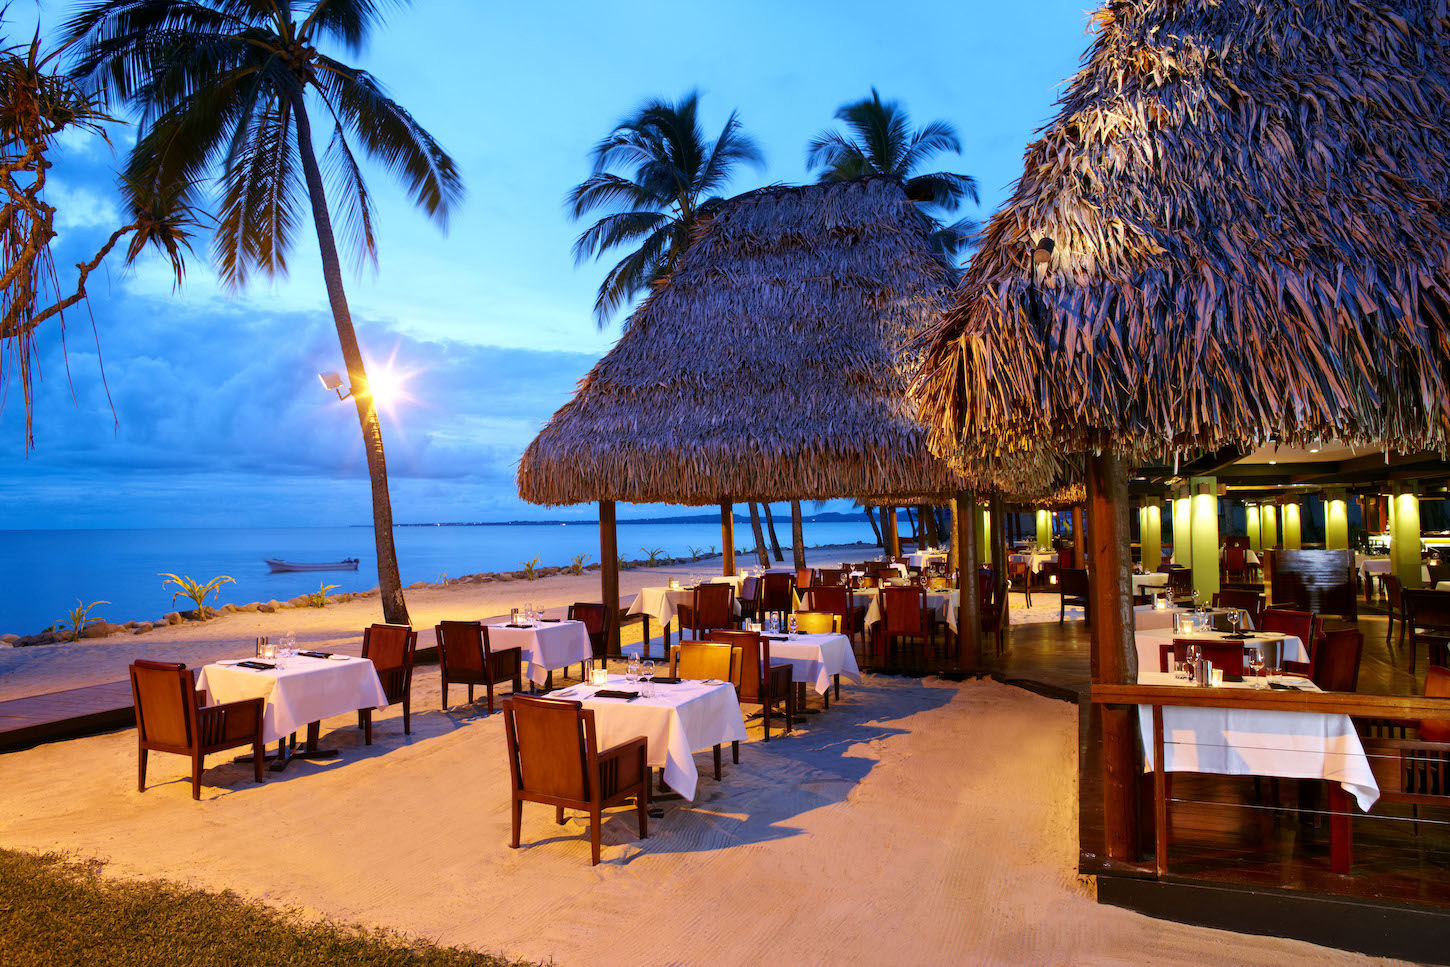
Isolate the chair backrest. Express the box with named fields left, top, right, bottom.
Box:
left=795, top=568, right=816, bottom=591
left=435, top=620, right=485, bottom=677
left=130, top=659, right=196, bottom=750
left=1225, top=546, right=1246, bottom=570
left=759, top=572, right=795, bottom=613
left=1403, top=589, right=1450, bottom=633
left=1057, top=547, right=1074, bottom=570
left=568, top=602, right=609, bottom=656
left=1166, top=566, right=1194, bottom=595
left=670, top=642, right=736, bottom=681
left=804, top=584, right=849, bottom=618
left=855, top=573, right=880, bottom=589
left=881, top=586, right=927, bottom=634
left=1421, top=666, right=1450, bottom=742
left=705, top=629, right=769, bottom=702
left=503, top=694, right=593, bottom=802
left=977, top=569, right=994, bottom=608
left=980, top=583, right=1010, bottom=632
left=738, top=576, right=759, bottom=608
left=865, top=562, right=896, bottom=579
left=1381, top=574, right=1403, bottom=610
left=1168, top=639, right=1246, bottom=675
left=1428, top=562, right=1450, bottom=587
left=793, top=611, right=840, bottom=634
left=362, top=623, right=417, bottom=670
left=689, top=582, right=735, bottom=630
left=1213, top=589, right=1265, bottom=626
left=1311, top=627, right=1363, bottom=692
left=1261, top=608, right=1316, bottom=652
left=1060, top=568, right=1090, bottom=597
left=817, top=567, right=848, bottom=587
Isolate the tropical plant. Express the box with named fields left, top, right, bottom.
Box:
left=686, top=545, right=704, bottom=561
left=617, top=555, right=629, bottom=571
left=307, top=582, right=340, bottom=608
left=520, top=556, right=541, bottom=581
left=641, top=547, right=667, bottom=567
left=66, top=1, right=464, bottom=628
left=55, top=598, right=109, bottom=641
left=159, top=573, right=233, bottom=620
left=569, top=553, right=591, bottom=575
left=568, top=90, right=764, bottom=327
left=807, top=88, right=979, bottom=262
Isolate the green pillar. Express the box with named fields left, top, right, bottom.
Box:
left=1173, top=490, right=1192, bottom=568
left=1259, top=503, right=1277, bottom=549
left=1325, top=491, right=1349, bottom=550
left=1282, top=499, right=1302, bottom=550
left=1246, top=501, right=1261, bottom=552
left=1036, top=509, right=1051, bottom=548
left=1141, top=498, right=1163, bottom=571
left=1190, top=477, right=1220, bottom=599
left=978, top=502, right=991, bottom=564
left=1392, top=481, right=1422, bottom=589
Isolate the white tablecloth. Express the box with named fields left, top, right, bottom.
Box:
left=1009, top=551, right=1058, bottom=573
left=1132, top=573, right=1169, bottom=594
left=1134, top=606, right=1253, bottom=632
left=908, top=549, right=948, bottom=568
left=1437, top=581, right=1450, bottom=592
left=856, top=588, right=955, bottom=629
left=1361, top=558, right=1431, bottom=584
left=1134, top=671, right=1379, bottom=811
left=1134, top=628, right=1308, bottom=673
left=486, top=621, right=592, bottom=685
left=197, top=655, right=388, bottom=744
left=629, top=586, right=741, bottom=628
left=552, top=675, right=747, bottom=801
left=763, top=632, right=863, bottom=695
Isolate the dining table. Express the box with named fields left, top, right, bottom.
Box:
left=1133, top=605, right=1253, bottom=632
left=197, top=652, right=388, bottom=770
left=546, top=674, right=747, bottom=801
left=851, top=586, right=957, bottom=630
left=1134, top=627, right=1309, bottom=674
left=1009, top=551, right=1058, bottom=573
left=907, top=549, right=948, bottom=569
left=485, top=619, right=593, bottom=685
left=760, top=631, right=862, bottom=697
left=1131, top=572, right=1169, bottom=595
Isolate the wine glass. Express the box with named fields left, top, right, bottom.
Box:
left=1248, top=648, right=1266, bottom=687
left=641, top=659, right=655, bottom=697
left=625, top=654, right=641, bottom=688
left=1227, top=609, right=1242, bottom=637
left=787, top=613, right=798, bottom=635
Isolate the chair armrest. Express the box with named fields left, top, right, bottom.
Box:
left=198, top=697, right=264, bottom=743
left=597, top=734, right=648, bottom=795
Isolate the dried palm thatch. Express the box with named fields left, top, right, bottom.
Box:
left=519, top=177, right=974, bottom=506
left=914, top=0, right=1450, bottom=468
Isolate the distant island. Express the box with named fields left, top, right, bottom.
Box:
left=387, top=511, right=872, bottom=527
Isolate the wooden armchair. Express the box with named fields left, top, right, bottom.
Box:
left=1262, top=608, right=1321, bottom=675
left=706, top=628, right=793, bottom=742
left=502, top=694, right=648, bottom=866
left=876, top=585, right=936, bottom=660
left=1164, top=639, right=1247, bottom=676
left=1164, top=565, right=1194, bottom=606
left=1212, top=589, right=1265, bottom=630
left=1310, top=627, right=1364, bottom=692
left=358, top=623, right=417, bottom=744
left=676, top=581, right=735, bottom=640
left=435, top=620, right=522, bottom=714
left=758, top=572, right=795, bottom=623
left=669, top=641, right=738, bottom=779
left=795, top=568, right=816, bottom=592
left=1223, top=545, right=1248, bottom=582
left=799, top=584, right=865, bottom=645
left=566, top=602, right=610, bottom=679
left=1059, top=568, right=1091, bottom=624
left=130, top=659, right=264, bottom=800
left=817, top=567, right=848, bottom=587
left=1400, top=589, right=1450, bottom=675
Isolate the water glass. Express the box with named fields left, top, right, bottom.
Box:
left=641, top=659, right=655, bottom=697
left=1248, top=650, right=1266, bottom=687
left=625, top=654, right=641, bottom=687
left=787, top=614, right=798, bottom=635
left=1227, top=609, right=1242, bottom=636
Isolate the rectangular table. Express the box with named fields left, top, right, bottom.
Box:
left=1133, top=606, right=1252, bottom=632
left=197, top=655, right=388, bottom=765
left=486, top=620, right=593, bottom=685
left=1009, top=551, right=1058, bottom=573
left=1133, top=671, right=1379, bottom=812
left=548, top=675, right=747, bottom=800
left=907, top=549, right=948, bottom=568
left=1131, top=572, right=1169, bottom=595
left=853, top=588, right=956, bottom=630
left=761, top=632, right=862, bottom=696
left=1134, top=628, right=1308, bottom=674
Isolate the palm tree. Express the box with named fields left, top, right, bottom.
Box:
left=806, top=88, right=979, bottom=261
left=65, top=0, right=464, bottom=625
left=569, top=91, right=764, bottom=328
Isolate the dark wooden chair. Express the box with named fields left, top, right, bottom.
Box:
left=1059, top=567, right=1091, bottom=624
left=1223, top=545, right=1248, bottom=582
left=1401, top=589, right=1450, bottom=675
left=800, top=584, right=866, bottom=646
left=817, top=567, right=848, bottom=587
left=669, top=641, right=738, bottom=779
left=358, top=623, right=417, bottom=745
left=705, top=628, right=793, bottom=743
left=1162, top=639, right=1248, bottom=676
left=980, top=582, right=1010, bottom=656
left=502, top=694, right=648, bottom=866
left=1212, top=588, right=1265, bottom=630
left=1007, top=559, right=1033, bottom=606
left=795, top=568, right=816, bottom=592
left=566, top=602, right=610, bottom=679
left=1310, top=627, right=1364, bottom=692
left=1261, top=608, right=1321, bottom=675
left=1057, top=547, right=1074, bottom=571
left=130, top=659, right=264, bottom=801
left=1380, top=574, right=1407, bottom=656
left=676, top=581, right=735, bottom=640
left=1165, top=565, right=1194, bottom=606
left=1428, top=562, right=1450, bottom=588
left=434, top=620, right=522, bottom=714
left=737, top=576, right=760, bottom=622
left=876, top=585, right=936, bottom=660
left=758, top=571, right=795, bottom=622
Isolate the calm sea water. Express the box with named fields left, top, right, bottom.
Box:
left=0, top=520, right=878, bottom=636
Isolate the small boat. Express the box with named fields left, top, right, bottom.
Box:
left=264, top=557, right=360, bottom=573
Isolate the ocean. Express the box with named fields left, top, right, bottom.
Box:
left=0, top=519, right=879, bottom=637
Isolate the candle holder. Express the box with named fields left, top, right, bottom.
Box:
left=260, top=641, right=277, bottom=661
left=1153, top=594, right=1168, bottom=611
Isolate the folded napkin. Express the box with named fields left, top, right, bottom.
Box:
left=299, top=650, right=332, bottom=658
left=649, top=676, right=682, bottom=684
left=592, top=689, right=639, bottom=700
left=236, top=660, right=274, bottom=670
left=1220, top=633, right=1253, bottom=640
left=503, top=623, right=533, bottom=629
left=762, top=634, right=789, bottom=641
left=539, top=617, right=562, bottom=622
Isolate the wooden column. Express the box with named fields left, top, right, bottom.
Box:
left=1072, top=504, right=1085, bottom=566
left=885, top=505, right=901, bottom=558
left=599, top=500, right=621, bottom=658
left=990, top=494, right=1007, bottom=622
left=1087, top=453, right=1138, bottom=863
left=955, top=490, right=982, bottom=668
left=720, top=501, right=736, bottom=576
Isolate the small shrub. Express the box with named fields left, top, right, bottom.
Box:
left=307, top=582, right=340, bottom=608
left=55, top=599, right=109, bottom=642
left=159, top=573, right=234, bottom=620
left=520, top=555, right=541, bottom=580
left=686, top=545, right=704, bottom=560
left=569, top=553, right=591, bottom=575
left=641, top=547, right=666, bottom=567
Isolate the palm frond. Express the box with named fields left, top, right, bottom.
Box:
left=565, top=171, right=659, bottom=219
left=213, top=93, right=299, bottom=287
left=695, top=109, right=764, bottom=196
left=301, top=0, right=404, bottom=54
left=571, top=210, right=669, bottom=266
left=319, top=114, right=378, bottom=273
left=593, top=222, right=672, bottom=328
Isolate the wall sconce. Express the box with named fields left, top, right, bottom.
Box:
left=1033, top=237, right=1055, bottom=266
left=318, top=371, right=352, bottom=401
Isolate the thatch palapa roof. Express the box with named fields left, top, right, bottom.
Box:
left=914, top=0, right=1450, bottom=467
left=519, top=177, right=975, bottom=506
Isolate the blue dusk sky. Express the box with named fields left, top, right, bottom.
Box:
left=1, top=0, right=1096, bottom=529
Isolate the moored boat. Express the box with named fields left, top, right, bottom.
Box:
left=264, top=557, right=359, bottom=573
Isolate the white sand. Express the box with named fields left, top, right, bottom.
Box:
left=0, top=672, right=1404, bottom=965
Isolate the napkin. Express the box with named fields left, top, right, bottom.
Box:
left=762, top=634, right=789, bottom=641
left=649, top=676, right=682, bottom=685
left=1220, top=633, right=1253, bottom=640
left=504, top=623, right=533, bottom=629
left=592, top=689, right=639, bottom=700
left=236, top=660, right=274, bottom=670
left=299, top=650, right=332, bottom=658
left=539, top=617, right=562, bottom=623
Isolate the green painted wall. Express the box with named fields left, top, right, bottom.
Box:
left=1190, top=478, right=1219, bottom=599
left=1036, top=509, right=1051, bottom=548
left=1393, top=485, right=1422, bottom=588
left=1325, top=495, right=1349, bottom=550
left=1282, top=502, right=1302, bottom=550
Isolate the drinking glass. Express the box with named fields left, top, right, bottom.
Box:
left=625, top=654, right=641, bottom=687
left=1227, top=609, right=1242, bottom=636
left=787, top=614, right=798, bottom=635
left=1248, top=649, right=1266, bottom=687
left=641, top=659, right=655, bottom=697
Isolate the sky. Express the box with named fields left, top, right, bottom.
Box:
left=0, top=0, right=1098, bottom=529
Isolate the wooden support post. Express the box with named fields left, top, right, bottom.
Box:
left=600, top=500, right=621, bottom=658
left=1073, top=505, right=1085, bottom=566
left=955, top=490, right=982, bottom=668
left=1087, top=453, right=1139, bottom=864
left=720, top=501, right=736, bottom=577
left=885, top=505, right=901, bottom=558
left=990, top=495, right=1007, bottom=592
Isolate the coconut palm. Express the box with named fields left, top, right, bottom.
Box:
left=64, top=0, right=464, bottom=625
left=569, top=91, right=764, bottom=328
left=807, top=88, right=979, bottom=261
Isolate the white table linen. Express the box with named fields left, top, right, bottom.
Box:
left=1134, top=671, right=1379, bottom=811
left=486, top=620, right=593, bottom=685
left=1131, top=573, right=1169, bottom=594
left=907, top=549, right=948, bottom=568
left=553, top=675, right=747, bottom=801
left=198, top=655, right=388, bottom=745
left=629, top=586, right=741, bottom=629
left=762, top=632, right=862, bottom=695
left=1134, top=606, right=1253, bottom=632
left=1437, top=581, right=1450, bottom=592
left=1361, top=557, right=1431, bottom=584
left=1134, top=628, right=1308, bottom=674
left=857, top=588, right=955, bottom=629
left=1009, top=551, right=1058, bottom=573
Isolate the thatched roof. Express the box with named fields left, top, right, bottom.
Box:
left=914, top=0, right=1450, bottom=467
left=518, top=177, right=969, bottom=506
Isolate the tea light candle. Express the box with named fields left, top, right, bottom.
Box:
left=590, top=668, right=609, bottom=686
left=1211, top=669, right=1224, bottom=687
left=1153, top=595, right=1168, bottom=611
left=1049, top=574, right=1058, bottom=585
left=669, top=578, right=680, bottom=589
left=260, top=642, right=276, bottom=660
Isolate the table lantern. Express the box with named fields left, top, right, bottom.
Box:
left=1153, top=593, right=1168, bottom=611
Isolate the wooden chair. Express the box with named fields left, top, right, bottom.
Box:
left=799, top=584, right=865, bottom=645
left=758, top=571, right=795, bottom=622
left=1057, top=547, right=1074, bottom=571
left=358, top=623, right=417, bottom=745
left=1165, top=565, right=1194, bottom=606
left=566, top=602, right=610, bottom=679
left=980, top=582, right=1010, bottom=656
left=434, top=620, right=522, bottom=714
left=1007, top=560, right=1033, bottom=606
left=1261, top=608, right=1321, bottom=674
left=1059, top=568, right=1091, bottom=624
left=817, top=567, right=848, bottom=587
left=1212, top=588, right=1265, bottom=630
left=1162, top=639, right=1248, bottom=676
left=876, top=585, right=936, bottom=660
left=1401, top=589, right=1450, bottom=675
left=795, top=568, right=816, bottom=592
left=1428, top=562, right=1450, bottom=588
left=668, top=642, right=738, bottom=780
left=793, top=610, right=841, bottom=634
left=502, top=694, right=648, bottom=866
left=737, top=576, right=760, bottom=622
left=1223, top=545, right=1248, bottom=582
left=1311, top=627, right=1364, bottom=692
left=705, top=628, right=793, bottom=743
left=676, top=581, right=735, bottom=640
left=131, top=660, right=265, bottom=801
left=1380, top=575, right=1407, bottom=656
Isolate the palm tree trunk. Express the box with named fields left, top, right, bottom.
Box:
left=790, top=500, right=806, bottom=571
left=749, top=502, right=769, bottom=568
left=291, top=94, right=408, bottom=625
left=862, top=504, right=883, bottom=548
left=763, top=503, right=784, bottom=562
left=921, top=504, right=940, bottom=547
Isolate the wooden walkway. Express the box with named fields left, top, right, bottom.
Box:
left=0, top=681, right=137, bottom=752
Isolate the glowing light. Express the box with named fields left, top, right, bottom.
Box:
left=359, top=346, right=419, bottom=414
left=1268, top=460, right=1277, bottom=465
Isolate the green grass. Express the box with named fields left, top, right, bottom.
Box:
left=0, top=849, right=538, bottom=967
